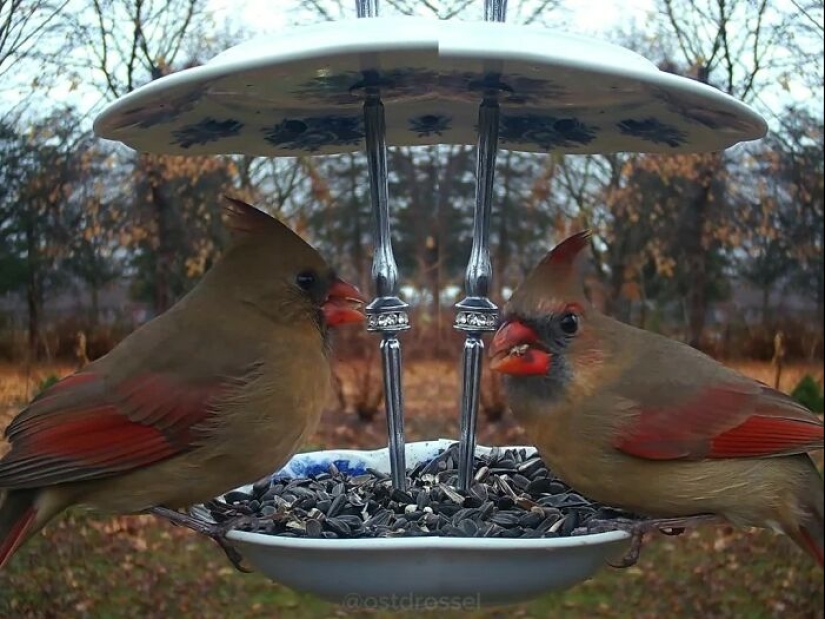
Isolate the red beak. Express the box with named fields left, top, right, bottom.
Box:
left=322, top=278, right=366, bottom=327
left=489, top=320, right=552, bottom=376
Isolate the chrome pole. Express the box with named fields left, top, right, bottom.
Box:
left=455, top=0, right=507, bottom=491
left=484, top=0, right=508, bottom=21
left=355, top=0, right=379, bottom=18
left=357, top=0, right=409, bottom=490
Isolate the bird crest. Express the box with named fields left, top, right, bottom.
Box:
left=508, top=230, right=592, bottom=313
left=222, top=195, right=293, bottom=240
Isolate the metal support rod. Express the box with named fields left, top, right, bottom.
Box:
left=355, top=0, right=379, bottom=18
left=484, top=0, right=508, bottom=21
left=454, top=0, right=508, bottom=491
left=455, top=99, right=502, bottom=491
left=381, top=336, right=405, bottom=486
left=355, top=0, right=408, bottom=491
left=362, top=88, right=409, bottom=490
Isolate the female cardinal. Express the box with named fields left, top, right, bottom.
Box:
left=489, top=231, right=823, bottom=566
left=0, top=197, right=365, bottom=569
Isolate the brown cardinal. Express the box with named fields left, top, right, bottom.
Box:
left=0, top=197, right=365, bottom=569
left=489, top=231, right=824, bottom=566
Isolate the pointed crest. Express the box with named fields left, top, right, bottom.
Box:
left=508, top=230, right=592, bottom=313
left=222, top=195, right=300, bottom=242
left=537, top=230, right=592, bottom=271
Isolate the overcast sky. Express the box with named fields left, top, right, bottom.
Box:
left=204, top=0, right=658, bottom=36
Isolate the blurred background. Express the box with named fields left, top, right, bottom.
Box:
left=0, top=1, right=823, bottom=617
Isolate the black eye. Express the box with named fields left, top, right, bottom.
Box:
left=559, top=312, right=579, bottom=335
left=296, top=271, right=317, bottom=291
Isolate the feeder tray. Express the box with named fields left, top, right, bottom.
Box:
left=93, top=17, right=766, bottom=157
left=190, top=440, right=631, bottom=605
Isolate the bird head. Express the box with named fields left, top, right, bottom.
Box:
left=489, top=231, right=598, bottom=397
left=211, top=197, right=365, bottom=329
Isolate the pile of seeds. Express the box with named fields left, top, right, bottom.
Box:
left=201, top=443, right=644, bottom=540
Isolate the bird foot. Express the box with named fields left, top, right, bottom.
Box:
left=149, top=506, right=255, bottom=573
left=587, top=514, right=723, bottom=568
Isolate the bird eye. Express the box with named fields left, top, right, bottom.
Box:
left=559, top=312, right=579, bottom=335
left=296, top=271, right=317, bottom=291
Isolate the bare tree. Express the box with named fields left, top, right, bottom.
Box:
left=0, top=0, right=69, bottom=76
left=642, top=0, right=798, bottom=345
left=60, top=0, right=222, bottom=312
left=0, top=0, right=72, bottom=118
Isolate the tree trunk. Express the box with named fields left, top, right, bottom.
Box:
left=90, top=283, right=100, bottom=326
left=26, top=276, right=41, bottom=360
left=684, top=66, right=723, bottom=350
left=24, top=215, right=41, bottom=359
left=147, top=162, right=173, bottom=314
left=684, top=156, right=717, bottom=349
left=761, top=285, right=770, bottom=326
left=348, top=158, right=367, bottom=293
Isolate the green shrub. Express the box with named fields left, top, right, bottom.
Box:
left=37, top=374, right=60, bottom=396
left=791, top=374, right=824, bottom=413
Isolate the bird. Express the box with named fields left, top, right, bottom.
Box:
left=0, top=196, right=366, bottom=570
left=488, top=230, right=824, bottom=566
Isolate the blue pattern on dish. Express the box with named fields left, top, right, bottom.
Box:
left=294, top=68, right=439, bottom=105
left=440, top=72, right=567, bottom=104
left=262, top=116, right=364, bottom=151
left=171, top=117, right=244, bottom=148
left=617, top=117, right=686, bottom=147
left=275, top=457, right=369, bottom=480
left=500, top=114, right=597, bottom=149
left=117, top=85, right=211, bottom=130
left=409, top=114, right=452, bottom=136
left=294, top=68, right=567, bottom=106
left=270, top=440, right=459, bottom=481
left=656, top=90, right=756, bottom=134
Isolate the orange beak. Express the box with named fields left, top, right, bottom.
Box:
left=322, top=278, right=366, bottom=327
left=489, top=320, right=551, bottom=375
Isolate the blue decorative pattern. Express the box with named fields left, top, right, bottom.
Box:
left=409, top=114, right=451, bottom=137
left=171, top=117, right=243, bottom=148
left=440, top=72, right=567, bottom=104
left=262, top=116, right=364, bottom=151
left=275, top=457, right=368, bottom=480
left=267, top=440, right=459, bottom=481
left=500, top=115, right=597, bottom=150
left=294, top=69, right=568, bottom=106
left=118, top=85, right=210, bottom=130
left=617, top=117, right=686, bottom=147
left=295, top=68, right=439, bottom=105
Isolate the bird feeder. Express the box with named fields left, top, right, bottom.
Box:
left=93, top=0, right=766, bottom=603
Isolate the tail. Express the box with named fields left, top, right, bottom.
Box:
left=0, top=488, right=41, bottom=569
left=784, top=460, right=824, bottom=567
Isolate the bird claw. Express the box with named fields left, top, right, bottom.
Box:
left=149, top=506, right=256, bottom=573
left=588, top=514, right=721, bottom=569
left=608, top=529, right=644, bottom=568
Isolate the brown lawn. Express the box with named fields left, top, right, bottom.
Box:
left=0, top=358, right=822, bottom=618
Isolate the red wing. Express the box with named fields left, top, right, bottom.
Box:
left=614, top=382, right=824, bottom=461
left=0, top=371, right=231, bottom=488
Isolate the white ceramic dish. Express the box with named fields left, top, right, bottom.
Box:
left=197, top=439, right=630, bottom=605
left=94, top=18, right=766, bottom=157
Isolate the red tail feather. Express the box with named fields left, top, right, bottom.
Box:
left=0, top=493, right=37, bottom=569
left=799, top=526, right=824, bottom=567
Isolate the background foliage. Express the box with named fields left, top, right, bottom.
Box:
left=0, top=1, right=823, bottom=616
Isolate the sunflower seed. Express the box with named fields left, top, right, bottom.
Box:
left=306, top=519, right=323, bottom=538
left=327, top=494, right=346, bottom=517
left=201, top=442, right=646, bottom=541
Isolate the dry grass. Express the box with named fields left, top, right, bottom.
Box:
left=0, top=358, right=822, bottom=618
left=725, top=360, right=824, bottom=394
